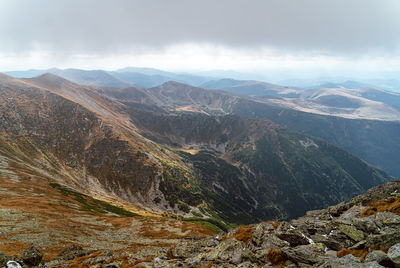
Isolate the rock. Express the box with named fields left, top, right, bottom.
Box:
left=6, top=261, right=22, bottom=268
left=283, top=243, right=326, bottom=265
left=352, top=216, right=379, bottom=234
left=349, top=240, right=367, bottom=250
left=365, top=250, right=388, bottom=263
left=275, top=222, right=310, bottom=246
left=203, top=239, right=245, bottom=263
left=375, top=212, right=400, bottom=226
left=261, top=233, right=289, bottom=248
left=365, top=250, right=396, bottom=268
left=311, top=233, right=345, bottom=251
left=388, top=243, right=400, bottom=266
left=337, top=224, right=365, bottom=242
left=328, top=202, right=349, bottom=217
left=0, top=252, right=7, bottom=268
left=171, top=241, right=203, bottom=258
left=237, top=261, right=259, bottom=267
left=56, top=245, right=89, bottom=261
left=328, top=254, right=384, bottom=268
left=251, top=222, right=275, bottom=246
left=21, top=245, right=43, bottom=266
left=366, top=230, right=400, bottom=248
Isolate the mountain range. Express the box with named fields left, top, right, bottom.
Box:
left=0, top=71, right=395, bottom=228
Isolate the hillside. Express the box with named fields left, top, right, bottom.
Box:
left=96, top=80, right=400, bottom=178
left=0, top=73, right=392, bottom=228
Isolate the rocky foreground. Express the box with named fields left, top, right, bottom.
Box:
left=1, top=180, right=400, bottom=267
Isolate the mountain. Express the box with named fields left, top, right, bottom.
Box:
left=6, top=68, right=132, bottom=87
left=262, top=87, right=400, bottom=121
left=110, top=71, right=171, bottom=88
left=96, top=80, right=400, bottom=177
left=113, top=68, right=213, bottom=87
left=201, top=78, right=299, bottom=97
left=0, top=73, right=391, bottom=229
left=50, top=68, right=132, bottom=87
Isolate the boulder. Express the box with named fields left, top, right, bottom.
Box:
left=275, top=222, right=310, bottom=246
left=351, top=216, right=379, bottom=234
left=6, top=261, right=22, bottom=268
left=251, top=222, right=275, bottom=246
left=388, top=243, right=400, bottom=267
left=203, top=238, right=245, bottom=264
left=337, top=224, right=365, bottom=242
left=328, top=254, right=384, bottom=268
left=21, top=245, right=43, bottom=266
left=366, top=230, right=400, bottom=248
left=283, top=243, right=326, bottom=265
left=375, top=212, right=400, bottom=227
left=56, top=245, right=90, bottom=261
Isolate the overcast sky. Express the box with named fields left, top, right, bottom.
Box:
left=1, top=0, right=400, bottom=77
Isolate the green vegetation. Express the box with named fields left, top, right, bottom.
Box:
left=191, top=211, right=203, bottom=218
left=182, top=216, right=231, bottom=233
left=136, top=151, right=148, bottom=159
left=49, top=183, right=139, bottom=217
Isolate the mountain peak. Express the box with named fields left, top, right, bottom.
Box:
left=26, top=72, right=77, bottom=89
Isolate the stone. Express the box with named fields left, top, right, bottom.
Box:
left=275, top=222, right=310, bottom=246
left=328, top=254, right=384, bottom=268
left=366, top=230, right=400, bottom=248
left=251, top=223, right=275, bottom=246
left=6, top=261, right=22, bottom=268
left=283, top=243, right=326, bottom=265
left=365, top=250, right=387, bottom=263
left=311, top=233, right=345, bottom=251
left=388, top=243, right=400, bottom=266
left=172, top=241, right=203, bottom=258
left=261, top=233, right=289, bottom=248
left=352, top=216, right=379, bottom=234
left=375, top=212, right=400, bottom=226
left=204, top=238, right=245, bottom=263
left=56, top=245, right=89, bottom=261
left=337, top=224, right=365, bottom=242
left=21, top=245, right=43, bottom=266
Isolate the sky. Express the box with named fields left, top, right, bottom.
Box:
left=1, top=0, right=400, bottom=79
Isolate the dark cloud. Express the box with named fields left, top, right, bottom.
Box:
left=0, top=0, right=399, bottom=56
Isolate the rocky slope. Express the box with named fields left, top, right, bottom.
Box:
left=1, top=180, right=399, bottom=267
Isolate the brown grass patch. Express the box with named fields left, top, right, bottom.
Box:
left=196, top=261, right=213, bottom=268
left=266, top=247, right=286, bottom=266
left=337, top=244, right=388, bottom=261
left=337, top=248, right=368, bottom=260
left=369, top=244, right=389, bottom=253
left=132, top=256, right=154, bottom=265
left=267, top=221, right=280, bottom=229
left=224, top=225, right=254, bottom=244
left=361, top=197, right=400, bottom=217
left=166, top=247, right=174, bottom=259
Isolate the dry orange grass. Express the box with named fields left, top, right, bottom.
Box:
left=361, top=197, right=400, bottom=217
left=267, top=221, right=280, bottom=229
left=337, top=248, right=369, bottom=260
left=266, top=247, right=287, bottom=266
left=337, top=245, right=389, bottom=261
left=224, top=225, right=254, bottom=244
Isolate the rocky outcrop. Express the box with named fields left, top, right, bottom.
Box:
left=0, top=180, right=398, bottom=267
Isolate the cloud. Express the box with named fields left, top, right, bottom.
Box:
left=0, top=0, right=400, bottom=72
left=1, top=0, right=400, bottom=54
